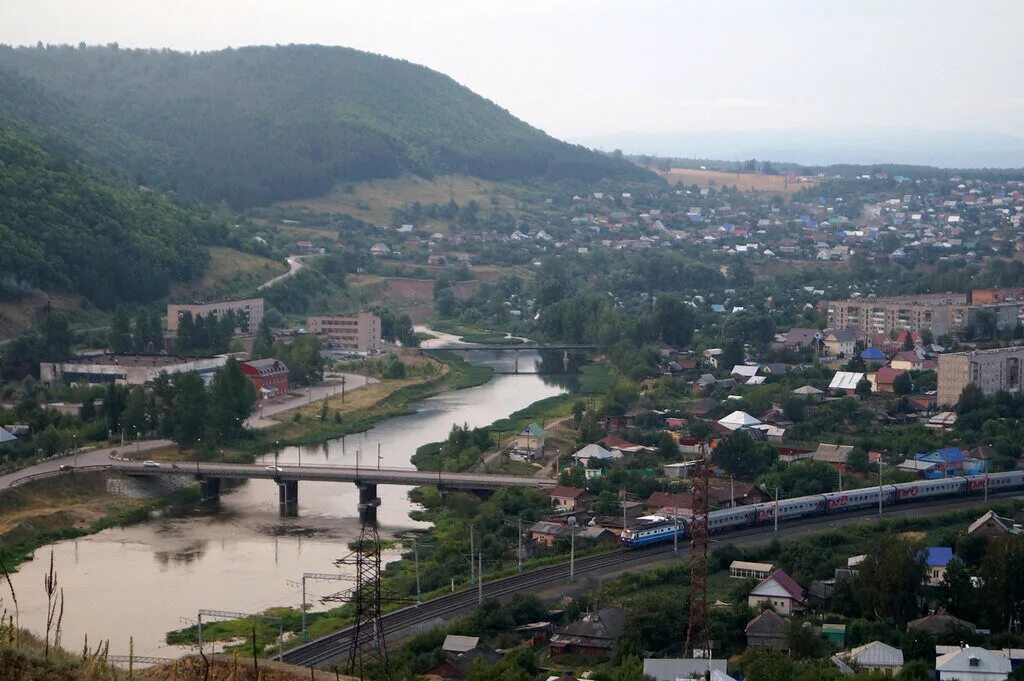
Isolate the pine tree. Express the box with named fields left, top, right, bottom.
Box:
left=251, top=319, right=274, bottom=359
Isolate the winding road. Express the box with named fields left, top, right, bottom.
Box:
left=258, top=255, right=317, bottom=290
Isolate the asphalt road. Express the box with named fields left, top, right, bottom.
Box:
left=245, top=373, right=375, bottom=428
left=0, top=439, right=173, bottom=490
left=257, top=255, right=316, bottom=291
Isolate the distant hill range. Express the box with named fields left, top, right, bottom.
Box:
left=0, top=44, right=646, bottom=208
left=575, top=128, right=1024, bottom=170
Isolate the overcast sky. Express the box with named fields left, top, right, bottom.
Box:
left=2, top=0, right=1022, bottom=141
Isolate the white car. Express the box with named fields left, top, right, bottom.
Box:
left=142, top=460, right=161, bottom=468
left=265, top=465, right=282, bottom=472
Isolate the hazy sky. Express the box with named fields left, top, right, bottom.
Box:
left=2, top=0, right=1022, bottom=141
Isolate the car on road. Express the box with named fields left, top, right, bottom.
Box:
left=58, top=464, right=74, bottom=471
left=265, top=465, right=282, bottom=472
left=142, top=460, right=161, bottom=468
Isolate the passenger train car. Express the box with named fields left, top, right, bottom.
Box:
left=620, top=470, right=1024, bottom=549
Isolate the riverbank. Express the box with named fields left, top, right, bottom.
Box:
left=0, top=471, right=202, bottom=571
left=258, top=351, right=492, bottom=448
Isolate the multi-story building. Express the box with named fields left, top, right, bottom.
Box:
left=937, top=345, right=1024, bottom=406
left=167, top=298, right=264, bottom=335
left=240, top=358, right=290, bottom=399
left=307, top=313, right=382, bottom=353
left=827, top=293, right=1021, bottom=337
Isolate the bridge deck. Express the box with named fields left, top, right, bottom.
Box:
left=112, top=461, right=554, bottom=490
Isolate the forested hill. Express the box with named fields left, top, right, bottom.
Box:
left=0, top=86, right=224, bottom=309
left=0, top=44, right=647, bottom=208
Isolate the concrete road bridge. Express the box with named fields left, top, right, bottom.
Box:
left=111, top=461, right=555, bottom=520
left=420, top=343, right=598, bottom=373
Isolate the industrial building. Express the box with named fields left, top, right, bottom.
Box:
left=166, top=298, right=264, bottom=335
left=40, top=355, right=228, bottom=387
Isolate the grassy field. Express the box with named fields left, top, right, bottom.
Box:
left=278, top=173, right=510, bottom=225
left=170, top=246, right=287, bottom=299
left=657, top=167, right=817, bottom=198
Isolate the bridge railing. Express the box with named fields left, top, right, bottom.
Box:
left=7, top=464, right=111, bottom=489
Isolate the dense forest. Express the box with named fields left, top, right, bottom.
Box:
left=0, top=44, right=648, bottom=208
left=0, top=124, right=221, bottom=308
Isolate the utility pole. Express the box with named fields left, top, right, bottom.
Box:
left=414, top=540, right=421, bottom=604
left=569, top=523, right=576, bottom=582
left=774, top=486, right=780, bottom=534
left=469, top=524, right=475, bottom=585
left=477, top=550, right=483, bottom=605
left=839, top=466, right=843, bottom=492
left=341, top=375, right=346, bottom=403
left=878, top=462, right=883, bottom=517
left=673, top=505, right=678, bottom=554
left=730, top=474, right=735, bottom=508
left=517, top=517, right=523, bottom=573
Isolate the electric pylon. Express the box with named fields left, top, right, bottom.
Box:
left=684, top=441, right=711, bottom=658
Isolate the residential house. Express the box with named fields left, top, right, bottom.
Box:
left=968, top=510, right=1022, bottom=538
left=546, top=487, right=596, bottom=512
left=530, top=521, right=570, bottom=547
left=730, top=561, right=775, bottom=580
left=370, top=242, right=392, bottom=257
left=780, top=327, right=820, bottom=350
left=717, top=410, right=762, bottom=431
left=791, top=385, right=825, bottom=401
left=828, top=371, right=865, bottom=394
left=686, top=398, right=719, bottom=418
left=871, top=366, right=907, bottom=393
left=892, top=350, right=927, bottom=371
left=571, top=443, right=618, bottom=466
left=511, top=423, right=545, bottom=460
left=744, top=609, right=787, bottom=651
left=0, top=427, right=16, bottom=443
left=645, top=491, right=693, bottom=514
left=923, top=546, right=956, bottom=586
left=748, top=570, right=805, bottom=615
left=823, top=329, right=864, bottom=358
left=837, top=641, right=904, bottom=674
left=600, top=435, right=652, bottom=455
left=811, top=443, right=854, bottom=472
left=708, top=482, right=768, bottom=507
left=643, top=658, right=730, bottom=681
left=550, top=608, right=625, bottom=657
left=935, top=645, right=1011, bottom=681
left=907, top=612, right=977, bottom=636
left=423, top=636, right=502, bottom=679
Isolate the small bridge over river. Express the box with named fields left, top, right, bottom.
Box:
left=421, top=343, right=598, bottom=373
left=111, top=461, right=555, bottom=521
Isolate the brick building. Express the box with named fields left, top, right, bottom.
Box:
left=240, top=359, right=290, bottom=399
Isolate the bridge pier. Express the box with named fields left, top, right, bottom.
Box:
left=514, top=348, right=519, bottom=374
left=278, top=480, right=298, bottom=516
left=358, top=483, right=381, bottom=523
left=199, top=476, right=221, bottom=502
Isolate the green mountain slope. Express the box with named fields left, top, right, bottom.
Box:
left=0, top=113, right=222, bottom=309
left=0, top=44, right=647, bottom=208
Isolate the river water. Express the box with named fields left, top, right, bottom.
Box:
left=8, top=345, right=570, bottom=659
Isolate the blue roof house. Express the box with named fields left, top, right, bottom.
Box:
left=915, top=448, right=964, bottom=479
left=922, top=547, right=957, bottom=586
left=861, top=347, right=887, bottom=361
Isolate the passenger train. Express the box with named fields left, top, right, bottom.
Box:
left=620, top=470, right=1024, bottom=548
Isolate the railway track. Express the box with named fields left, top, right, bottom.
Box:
left=279, top=544, right=672, bottom=667
left=279, top=490, right=1022, bottom=668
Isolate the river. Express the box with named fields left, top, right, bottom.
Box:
left=8, top=344, right=571, bottom=659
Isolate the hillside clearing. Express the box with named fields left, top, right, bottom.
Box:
left=278, top=173, right=511, bottom=225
